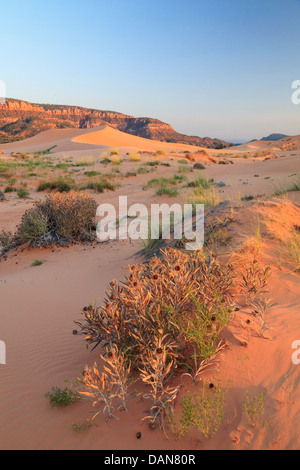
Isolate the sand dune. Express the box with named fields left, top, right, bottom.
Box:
left=234, top=134, right=300, bottom=152
left=0, top=125, right=204, bottom=156
left=72, top=125, right=204, bottom=152
left=0, top=125, right=300, bottom=450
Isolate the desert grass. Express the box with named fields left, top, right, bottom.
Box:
left=75, top=156, right=95, bottom=167
left=243, top=391, right=265, bottom=428
left=129, top=153, right=141, bottom=162
left=169, top=380, right=229, bottom=439
left=282, top=229, right=300, bottom=271
left=189, top=186, right=221, bottom=208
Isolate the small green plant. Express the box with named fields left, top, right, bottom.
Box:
left=66, top=419, right=94, bottom=433
left=45, top=387, right=81, bottom=408
left=243, top=391, right=265, bottom=427
left=37, top=179, right=72, bottom=193
left=35, top=145, right=57, bottom=156
left=187, top=175, right=210, bottom=189
left=84, top=180, right=115, bottom=193
left=17, top=188, right=29, bottom=199
left=169, top=380, right=229, bottom=439
left=193, top=163, right=205, bottom=170
left=31, top=259, right=43, bottom=267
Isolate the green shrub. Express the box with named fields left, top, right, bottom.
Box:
left=45, top=387, right=81, bottom=408
left=17, top=188, right=29, bottom=199
left=37, top=180, right=72, bottom=193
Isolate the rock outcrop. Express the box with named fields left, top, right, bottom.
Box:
left=0, top=98, right=229, bottom=148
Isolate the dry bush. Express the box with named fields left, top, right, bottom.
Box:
left=237, top=258, right=271, bottom=304
left=75, top=248, right=234, bottom=426
left=1, top=192, right=97, bottom=253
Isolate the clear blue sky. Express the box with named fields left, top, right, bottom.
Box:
left=1, top=0, right=299, bottom=141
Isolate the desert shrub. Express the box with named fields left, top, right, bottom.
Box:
left=45, top=387, right=81, bottom=408
left=187, top=175, right=210, bottom=189
left=31, top=260, right=43, bottom=267
left=193, top=163, right=205, bottom=170
left=156, top=186, right=178, bottom=196
left=189, top=186, right=220, bottom=208
left=4, top=186, right=16, bottom=193
left=37, top=179, right=72, bottom=193
left=129, top=153, right=141, bottom=162
left=11, top=192, right=97, bottom=248
left=0, top=190, right=5, bottom=201
left=85, top=180, right=115, bottom=193
left=75, top=156, right=95, bottom=167
left=17, top=188, right=29, bottom=199
left=76, top=249, right=234, bottom=398
left=84, top=171, right=100, bottom=177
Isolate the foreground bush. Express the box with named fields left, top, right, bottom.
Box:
left=0, top=191, right=97, bottom=252
left=75, top=248, right=234, bottom=429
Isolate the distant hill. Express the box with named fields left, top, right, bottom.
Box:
left=0, top=98, right=229, bottom=148
left=260, top=133, right=289, bottom=141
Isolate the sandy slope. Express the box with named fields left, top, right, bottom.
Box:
left=0, top=127, right=299, bottom=450
left=72, top=125, right=206, bottom=153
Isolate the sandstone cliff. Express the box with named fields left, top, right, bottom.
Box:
left=0, top=98, right=229, bottom=148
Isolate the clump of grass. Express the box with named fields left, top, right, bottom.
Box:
left=284, top=229, right=300, bottom=271
left=129, top=153, right=141, bottom=162
left=109, top=147, right=119, bottom=156
left=155, top=149, right=166, bottom=156
left=84, top=180, right=115, bottom=193
left=156, top=186, right=178, bottom=196
left=75, top=156, right=95, bottom=167
left=169, top=380, right=229, bottom=439
left=111, top=155, right=122, bottom=165
left=84, top=171, right=100, bottom=177
left=4, top=186, right=16, bottom=193
left=31, top=259, right=43, bottom=267
left=45, top=387, right=81, bottom=408
left=17, top=188, right=29, bottom=199
left=66, top=419, right=94, bottom=433
left=243, top=391, right=265, bottom=428
left=37, top=179, right=72, bottom=193
left=34, top=145, right=57, bottom=156
left=189, top=186, right=220, bottom=207
left=193, top=163, right=205, bottom=170
left=144, top=177, right=181, bottom=196
left=187, top=175, right=210, bottom=189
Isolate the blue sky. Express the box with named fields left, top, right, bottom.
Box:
left=1, top=0, right=299, bottom=141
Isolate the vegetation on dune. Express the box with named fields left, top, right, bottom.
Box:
left=45, top=387, right=81, bottom=408
left=74, top=248, right=235, bottom=431
left=0, top=191, right=97, bottom=254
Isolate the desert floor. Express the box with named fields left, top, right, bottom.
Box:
left=0, top=126, right=299, bottom=450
